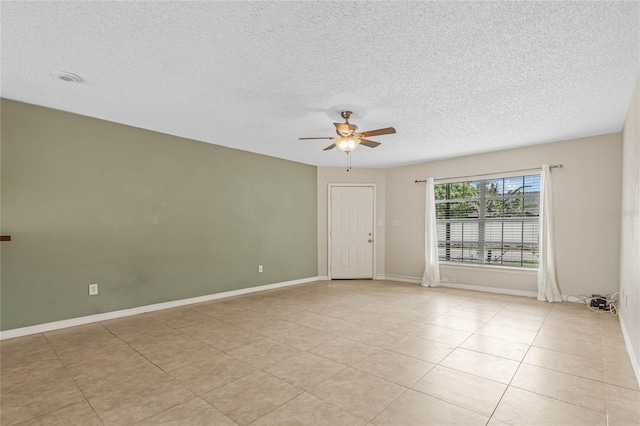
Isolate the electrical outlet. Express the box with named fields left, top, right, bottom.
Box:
left=88, top=283, right=98, bottom=296
left=258, top=265, right=263, bottom=273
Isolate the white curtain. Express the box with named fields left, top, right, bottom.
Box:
left=422, top=177, right=441, bottom=287
left=537, top=164, right=563, bottom=302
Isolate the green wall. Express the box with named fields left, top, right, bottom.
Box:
left=0, top=99, right=318, bottom=330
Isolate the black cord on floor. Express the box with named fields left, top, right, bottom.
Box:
left=565, top=292, right=620, bottom=316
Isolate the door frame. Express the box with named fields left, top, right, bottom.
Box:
left=327, top=183, right=377, bottom=280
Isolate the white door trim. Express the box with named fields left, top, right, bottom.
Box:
left=328, top=184, right=376, bottom=280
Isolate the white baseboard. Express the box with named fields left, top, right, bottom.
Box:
left=619, top=315, right=640, bottom=388
left=439, top=282, right=538, bottom=298
left=376, top=275, right=539, bottom=298
left=317, top=276, right=330, bottom=281
left=0, top=276, right=319, bottom=341
left=378, top=274, right=422, bottom=284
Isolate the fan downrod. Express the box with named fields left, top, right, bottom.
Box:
left=340, top=111, right=352, bottom=123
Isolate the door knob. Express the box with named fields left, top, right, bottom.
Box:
left=368, top=239, right=373, bottom=243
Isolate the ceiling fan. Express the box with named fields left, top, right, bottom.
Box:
left=299, top=111, right=396, bottom=154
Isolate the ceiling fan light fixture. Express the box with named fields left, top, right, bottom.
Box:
left=335, top=136, right=360, bottom=152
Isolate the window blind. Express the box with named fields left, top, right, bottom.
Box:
left=435, top=174, right=541, bottom=268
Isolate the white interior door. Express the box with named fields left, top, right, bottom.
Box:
left=330, top=186, right=374, bottom=279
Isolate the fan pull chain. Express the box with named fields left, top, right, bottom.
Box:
left=346, top=152, right=352, bottom=172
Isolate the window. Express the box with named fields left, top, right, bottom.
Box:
left=435, top=174, right=541, bottom=268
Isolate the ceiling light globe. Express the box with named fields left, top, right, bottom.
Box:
left=336, top=136, right=360, bottom=152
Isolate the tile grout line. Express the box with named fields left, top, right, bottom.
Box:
left=482, top=302, right=549, bottom=425
left=40, top=331, right=106, bottom=426
left=7, top=282, right=633, bottom=425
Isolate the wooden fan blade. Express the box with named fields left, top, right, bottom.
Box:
left=358, top=127, right=396, bottom=138
left=359, top=139, right=381, bottom=148
left=323, top=144, right=337, bottom=151
left=334, top=123, right=357, bottom=136
left=299, top=137, right=333, bottom=140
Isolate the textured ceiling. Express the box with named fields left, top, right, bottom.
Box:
left=1, top=1, right=639, bottom=168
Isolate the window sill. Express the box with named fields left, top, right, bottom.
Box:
left=439, top=262, right=538, bottom=275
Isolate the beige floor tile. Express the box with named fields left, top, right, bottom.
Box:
left=135, top=397, right=236, bottom=426
left=604, top=345, right=638, bottom=366
left=538, top=321, right=600, bottom=338
left=263, top=351, right=346, bottom=390
left=373, top=389, right=489, bottom=425
left=15, top=401, right=102, bottom=426
left=74, top=356, right=166, bottom=399
left=485, top=313, right=544, bottom=332
left=523, top=346, right=604, bottom=381
left=88, top=374, right=194, bottom=426
left=228, top=338, right=300, bottom=369
left=101, top=320, right=183, bottom=346
left=202, top=371, right=302, bottom=426
left=293, top=312, right=353, bottom=334
left=385, top=335, right=455, bottom=364
left=459, top=300, right=506, bottom=311
left=3, top=281, right=636, bottom=425
left=0, top=376, right=85, bottom=425
left=411, top=366, right=507, bottom=416
left=44, top=323, right=123, bottom=357
left=440, top=348, right=519, bottom=384
left=541, top=321, right=599, bottom=336
left=100, top=313, right=157, bottom=330
left=134, top=334, right=225, bottom=372
left=444, top=307, right=498, bottom=322
left=61, top=341, right=152, bottom=377
left=606, top=384, right=640, bottom=424
left=169, top=352, right=255, bottom=395
left=309, top=337, right=379, bottom=365
left=268, top=309, right=328, bottom=325
left=606, top=414, right=640, bottom=426
left=190, top=301, right=247, bottom=319
left=1, top=358, right=70, bottom=393
left=408, top=324, right=472, bottom=346
left=605, top=360, right=640, bottom=390
left=475, top=323, right=537, bottom=345
left=249, top=392, right=366, bottom=426
left=269, top=326, right=335, bottom=351
left=227, top=314, right=301, bottom=337
left=182, top=323, right=266, bottom=353
left=493, top=387, right=606, bottom=425
left=356, top=302, right=443, bottom=323
left=352, top=349, right=435, bottom=387
left=501, top=305, right=550, bottom=321
left=143, top=308, right=220, bottom=329
left=310, top=368, right=405, bottom=421
left=602, top=339, right=626, bottom=352
left=511, top=363, right=606, bottom=412
left=333, top=325, right=401, bottom=348
left=461, top=334, right=530, bottom=361
left=429, top=314, right=486, bottom=332
left=0, top=334, right=58, bottom=367
left=532, top=333, right=604, bottom=360
left=486, top=418, right=511, bottom=426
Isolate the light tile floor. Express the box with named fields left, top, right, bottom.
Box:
left=1, top=280, right=638, bottom=425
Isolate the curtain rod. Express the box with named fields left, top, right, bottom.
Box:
left=414, top=164, right=563, bottom=183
